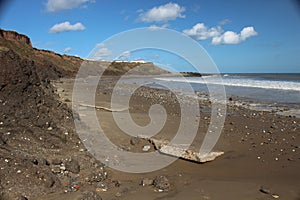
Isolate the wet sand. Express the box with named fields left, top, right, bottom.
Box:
left=53, top=76, right=300, bottom=200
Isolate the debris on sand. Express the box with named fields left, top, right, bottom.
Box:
left=141, top=137, right=224, bottom=163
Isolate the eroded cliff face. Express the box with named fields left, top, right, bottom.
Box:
left=0, top=29, right=32, bottom=46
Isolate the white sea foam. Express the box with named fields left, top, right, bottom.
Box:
left=155, top=76, right=300, bottom=91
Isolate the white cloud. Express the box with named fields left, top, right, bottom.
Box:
left=96, top=43, right=106, bottom=48
left=148, top=23, right=169, bottom=30
left=63, top=47, right=72, bottom=53
left=49, top=21, right=86, bottom=33
left=240, top=27, right=258, bottom=40
left=218, top=19, right=231, bottom=26
left=212, top=26, right=258, bottom=45
left=46, top=0, right=94, bottom=12
left=91, top=47, right=112, bottom=59
left=183, top=23, right=223, bottom=40
left=138, top=3, right=185, bottom=23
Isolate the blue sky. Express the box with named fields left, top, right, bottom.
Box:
left=0, top=0, right=300, bottom=73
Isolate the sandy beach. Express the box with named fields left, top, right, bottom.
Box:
left=49, top=76, right=300, bottom=200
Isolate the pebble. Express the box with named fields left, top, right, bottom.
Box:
left=115, top=192, right=122, bottom=197
left=141, top=178, right=153, bottom=186
left=51, top=165, right=61, bottom=174
left=259, top=187, right=271, bottom=194
left=47, top=127, right=53, bottom=131
left=272, top=194, right=280, bottom=199
left=142, top=145, right=151, bottom=152
left=96, top=182, right=108, bottom=192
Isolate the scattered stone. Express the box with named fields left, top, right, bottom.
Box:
left=115, top=192, right=122, bottom=197
left=0, top=135, right=6, bottom=145
left=51, top=165, right=61, bottom=174
left=85, top=168, right=107, bottom=183
left=65, top=158, right=80, bottom=174
left=153, top=176, right=170, bottom=192
left=96, top=182, right=108, bottom=192
left=57, top=87, right=65, bottom=93
left=32, top=158, right=50, bottom=166
left=81, top=191, right=102, bottom=200
left=130, top=137, right=140, bottom=145
left=19, top=196, right=28, bottom=200
left=141, top=178, right=153, bottom=186
left=259, top=187, right=271, bottom=194
left=60, top=165, right=66, bottom=171
left=142, top=145, right=151, bottom=152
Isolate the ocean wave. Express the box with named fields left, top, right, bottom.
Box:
left=155, top=77, right=300, bottom=91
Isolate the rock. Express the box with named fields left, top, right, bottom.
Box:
left=259, top=187, right=271, bottom=194
left=141, top=178, right=153, bottom=186
left=65, top=158, right=80, bottom=174
left=19, top=196, right=28, bottom=200
left=32, top=158, right=50, bottom=166
left=113, top=180, right=121, bottom=187
left=57, top=87, right=64, bottom=93
left=0, top=134, right=6, bottom=145
left=228, top=95, right=237, bottom=101
left=115, top=192, right=121, bottom=197
left=96, top=182, right=108, bottom=192
left=142, top=145, right=151, bottom=152
left=81, top=191, right=102, bottom=200
left=130, top=137, right=140, bottom=145
left=51, top=165, right=61, bottom=174
left=153, top=176, right=170, bottom=191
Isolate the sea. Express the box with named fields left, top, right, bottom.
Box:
left=122, top=73, right=300, bottom=117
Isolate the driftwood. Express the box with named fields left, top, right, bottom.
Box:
left=143, top=137, right=224, bottom=163
left=79, top=103, right=128, bottom=112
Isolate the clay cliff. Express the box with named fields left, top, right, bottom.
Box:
left=0, top=29, right=169, bottom=78
left=0, top=29, right=32, bottom=46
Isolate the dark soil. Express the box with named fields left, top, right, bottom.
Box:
left=0, top=49, right=109, bottom=199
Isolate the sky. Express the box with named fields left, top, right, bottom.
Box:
left=0, top=0, right=300, bottom=73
